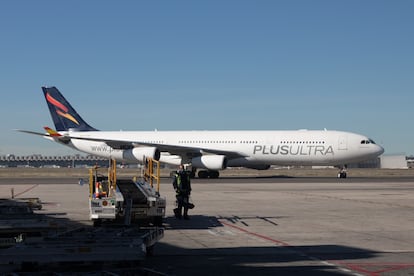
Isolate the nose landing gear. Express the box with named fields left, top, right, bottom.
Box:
left=338, top=166, right=347, bottom=178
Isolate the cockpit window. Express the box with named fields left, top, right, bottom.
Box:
left=360, top=139, right=376, bottom=145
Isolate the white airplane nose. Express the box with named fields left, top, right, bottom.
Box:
left=377, top=145, right=385, bottom=155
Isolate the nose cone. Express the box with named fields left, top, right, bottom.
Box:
left=376, top=144, right=385, bottom=156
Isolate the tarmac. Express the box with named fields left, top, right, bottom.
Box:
left=1, top=168, right=414, bottom=275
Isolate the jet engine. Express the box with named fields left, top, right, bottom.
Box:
left=123, top=147, right=160, bottom=163
left=192, top=155, right=227, bottom=171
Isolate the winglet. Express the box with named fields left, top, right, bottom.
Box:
left=44, top=126, right=62, bottom=137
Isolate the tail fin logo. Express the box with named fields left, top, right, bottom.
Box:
left=46, top=93, right=80, bottom=126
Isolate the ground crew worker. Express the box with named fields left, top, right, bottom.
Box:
left=173, top=165, right=192, bottom=220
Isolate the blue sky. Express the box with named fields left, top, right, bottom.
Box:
left=0, top=1, right=413, bottom=156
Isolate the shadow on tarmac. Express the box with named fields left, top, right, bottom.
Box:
left=147, top=215, right=378, bottom=276
left=164, top=215, right=223, bottom=229
left=164, top=215, right=288, bottom=229
left=144, top=244, right=377, bottom=276
left=1, top=200, right=378, bottom=276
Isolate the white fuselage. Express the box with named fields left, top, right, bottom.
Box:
left=55, top=129, right=384, bottom=168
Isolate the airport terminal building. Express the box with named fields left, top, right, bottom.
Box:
left=0, top=153, right=407, bottom=169
left=0, top=154, right=109, bottom=168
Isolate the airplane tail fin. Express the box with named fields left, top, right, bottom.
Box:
left=42, top=87, right=97, bottom=132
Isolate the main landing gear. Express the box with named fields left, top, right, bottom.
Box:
left=170, top=168, right=220, bottom=179
left=197, top=170, right=220, bottom=179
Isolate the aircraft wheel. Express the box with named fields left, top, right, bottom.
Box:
left=209, top=170, right=220, bottom=179
left=338, top=172, right=347, bottom=178
left=198, top=170, right=209, bottom=178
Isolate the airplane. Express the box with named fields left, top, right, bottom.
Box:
left=18, top=86, right=384, bottom=178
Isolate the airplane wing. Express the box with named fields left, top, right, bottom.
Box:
left=151, top=142, right=247, bottom=159
left=18, top=127, right=247, bottom=159
left=66, top=134, right=247, bottom=159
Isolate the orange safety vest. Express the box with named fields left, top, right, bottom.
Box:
left=95, top=182, right=101, bottom=197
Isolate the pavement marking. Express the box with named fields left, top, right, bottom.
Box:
left=207, top=229, right=236, bottom=237
left=13, top=184, right=39, bottom=197
left=220, top=219, right=291, bottom=247
left=333, top=262, right=414, bottom=276
left=219, top=218, right=365, bottom=276
left=207, top=229, right=219, bottom=236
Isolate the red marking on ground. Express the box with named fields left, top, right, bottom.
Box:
left=219, top=219, right=291, bottom=247
left=333, top=261, right=414, bottom=276
left=13, top=184, right=39, bottom=197
left=220, top=219, right=414, bottom=276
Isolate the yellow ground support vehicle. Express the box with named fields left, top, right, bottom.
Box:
left=89, top=159, right=166, bottom=226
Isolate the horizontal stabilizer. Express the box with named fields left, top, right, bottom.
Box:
left=44, top=126, right=62, bottom=137
left=16, top=127, right=70, bottom=143
left=15, top=129, right=49, bottom=137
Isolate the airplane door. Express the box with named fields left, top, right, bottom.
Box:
left=338, top=136, right=347, bottom=150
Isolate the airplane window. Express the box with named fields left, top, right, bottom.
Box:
left=369, top=139, right=376, bottom=144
